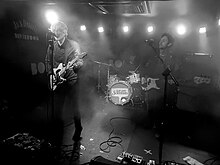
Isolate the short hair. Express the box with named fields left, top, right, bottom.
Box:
left=50, top=21, right=68, bottom=35
left=161, top=32, right=175, bottom=45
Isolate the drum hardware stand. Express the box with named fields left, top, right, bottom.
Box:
left=97, top=63, right=101, bottom=93
left=93, top=60, right=112, bottom=102
left=105, top=63, right=111, bottom=103
left=134, top=64, right=141, bottom=73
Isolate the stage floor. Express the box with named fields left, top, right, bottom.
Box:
left=0, top=91, right=219, bottom=165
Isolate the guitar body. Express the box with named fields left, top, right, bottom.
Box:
left=146, top=78, right=160, bottom=90
left=49, top=74, right=66, bottom=91
left=141, top=77, right=160, bottom=91
left=49, top=52, right=87, bottom=91
left=53, top=63, right=65, bottom=75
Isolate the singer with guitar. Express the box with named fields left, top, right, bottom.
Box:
left=45, top=21, right=84, bottom=143
left=143, top=32, right=181, bottom=128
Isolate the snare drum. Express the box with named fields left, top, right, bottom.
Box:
left=109, top=81, right=132, bottom=105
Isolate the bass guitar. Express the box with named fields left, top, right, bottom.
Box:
left=50, top=52, right=87, bottom=90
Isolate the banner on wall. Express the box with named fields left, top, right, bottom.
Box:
left=0, top=3, right=49, bottom=110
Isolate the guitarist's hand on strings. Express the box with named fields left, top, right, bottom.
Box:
left=69, top=63, right=79, bottom=70
left=50, top=74, right=66, bottom=89
left=70, top=58, right=84, bottom=70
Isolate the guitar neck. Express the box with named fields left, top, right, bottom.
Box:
left=66, top=52, right=87, bottom=69
left=67, top=57, right=79, bottom=69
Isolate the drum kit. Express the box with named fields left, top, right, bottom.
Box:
left=108, top=71, right=148, bottom=106
left=93, top=60, right=147, bottom=106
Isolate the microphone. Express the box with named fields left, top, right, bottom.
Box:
left=144, top=39, right=155, bottom=48
left=145, top=39, right=154, bottom=43
left=47, top=29, right=57, bottom=38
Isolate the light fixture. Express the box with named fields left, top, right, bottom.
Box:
left=45, top=10, right=58, bottom=25
left=199, top=26, right=206, bottom=34
left=98, top=26, right=104, bottom=33
left=147, top=25, right=154, bottom=33
left=176, top=24, right=186, bottom=35
left=123, top=26, right=129, bottom=33
left=80, top=25, right=86, bottom=31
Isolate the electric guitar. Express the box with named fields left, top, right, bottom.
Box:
left=141, top=77, right=160, bottom=91
left=141, top=77, right=177, bottom=91
left=50, top=52, right=87, bottom=90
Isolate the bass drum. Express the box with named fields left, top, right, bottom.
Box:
left=108, top=81, right=132, bottom=105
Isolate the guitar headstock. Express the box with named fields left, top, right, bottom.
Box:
left=77, top=52, right=87, bottom=58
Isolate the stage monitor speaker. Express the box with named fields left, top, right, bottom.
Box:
left=90, top=156, right=120, bottom=165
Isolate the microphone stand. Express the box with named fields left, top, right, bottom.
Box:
left=48, top=32, right=55, bottom=120
left=44, top=31, right=55, bottom=150
left=148, top=43, right=179, bottom=165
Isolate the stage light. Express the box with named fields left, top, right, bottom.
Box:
left=98, top=26, right=104, bottom=33
left=147, top=25, right=154, bottom=33
left=80, top=25, right=86, bottom=31
left=123, top=26, right=129, bottom=33
left=176, top=24, right=186, bottom=35
left=218, top=18, right=220, bottom=26
left=45, top=10, right=58, bottom=25
left=199, top=26, right=206, bottom=34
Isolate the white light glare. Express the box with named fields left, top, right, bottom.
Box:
left=123, top=26, right=129, bottom=33
left=45, top=10, right=58, bottom=25
left=98, top=26, right=104, bottom=33
left=176, top=24, right=186, bottom=35
left=121, top=98, right=127, bottom=103
left=80, top=25, right=86, bottom=31
left=147, top=26, right=154, bottom=33
left=218, top=18, right=220, bottom=26
left=199, top=27, right=206, bottom=34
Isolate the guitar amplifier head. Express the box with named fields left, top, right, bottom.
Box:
left=180, top=55, right=217, bottom=81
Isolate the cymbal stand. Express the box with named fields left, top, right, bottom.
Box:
left=105, top=64, right=110, bottom=103
left=93, top=60, right=111, bottom=102
left=101, top=62, right=111, bottom=102
left=97, top=63, right=101, bottom=94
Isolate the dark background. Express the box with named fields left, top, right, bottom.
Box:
left=0, top=0, right=220, bottom=156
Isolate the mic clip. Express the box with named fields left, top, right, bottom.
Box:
left=47, top=30, right=57, bottom=39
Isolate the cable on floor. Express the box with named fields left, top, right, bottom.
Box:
left=203, top=156, right=220, bottom=165
left=99, top=116, right=134, bottom=153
